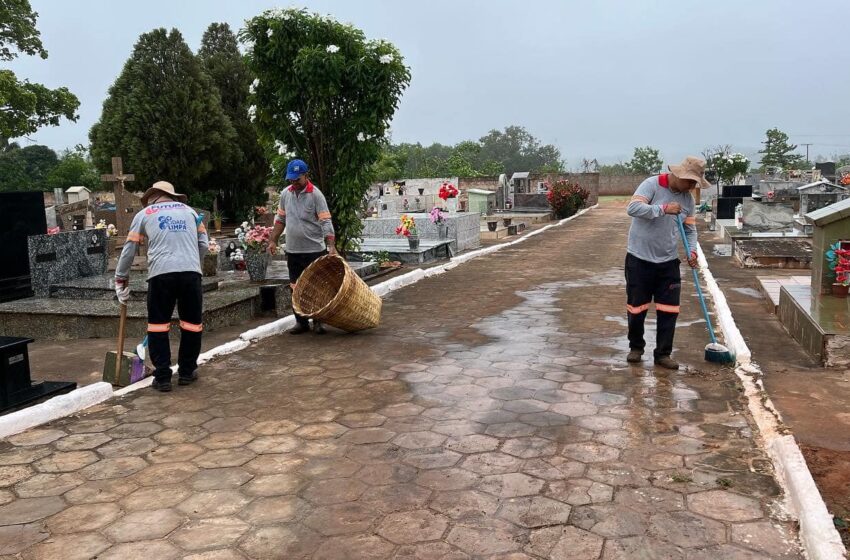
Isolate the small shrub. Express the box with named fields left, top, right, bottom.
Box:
left=547, top=180, right=590, bottom=219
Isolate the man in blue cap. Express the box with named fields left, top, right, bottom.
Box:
left=268, top=159, right=338, bottom=334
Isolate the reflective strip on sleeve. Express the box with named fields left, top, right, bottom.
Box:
left=683, top=216, right=696, bottom=225
left=128, top=231, right=145, bottom=243
left=630, top=195, right=650, bottom=204
left=147, top=323, right=171, bottom=333
left=626, top=303, right=650, bottom=314
left=656, top=303, right=681, bottom=314
left=317, top=211, right=332, bottom=220
left=179, top=320, right=203, bottom=333
left=277, top=208, right=286, bottom=217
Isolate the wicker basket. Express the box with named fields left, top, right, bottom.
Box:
left=292, top=255, right=382, bottom=332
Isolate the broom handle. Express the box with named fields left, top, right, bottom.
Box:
left=676, top=215, right=718, bottom=345
left=116, top=303, right=127, bottom=373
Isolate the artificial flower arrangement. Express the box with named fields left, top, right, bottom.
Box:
left=826, top=241, right=850, bottom=286
left=429, top=207, right=446, bottom=224
left=208, top=239, right=220, bottom=255
left=235, top=221, right=273, bottom=252
left=840, top=174, right=850, bottom=186
left=95, top=219, right=118, bottom=237
left=395, top=214, right=417, bottom=238
left=438, top=182, right=459, bottom=200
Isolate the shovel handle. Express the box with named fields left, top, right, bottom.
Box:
left=116, top=303, right=127, bottom=373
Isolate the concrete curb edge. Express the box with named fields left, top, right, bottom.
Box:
left=696, top=244, right=846, bottom=560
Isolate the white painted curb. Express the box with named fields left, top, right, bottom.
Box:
left=2, top=207, right=597, bottom=438
left=0, top=382, right=113, bottom=439
left=696, top=244, right=846, bottom=560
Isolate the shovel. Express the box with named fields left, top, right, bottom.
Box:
left=103, top=301, right=147, bottom=386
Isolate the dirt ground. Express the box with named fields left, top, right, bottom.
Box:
left=699, top=219, right=850, bottom=547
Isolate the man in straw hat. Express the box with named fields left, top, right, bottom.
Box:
left=115, top=181, right=209, bottom=392
left=268, top=159, right=338, bottom=335
left=624, top=156, right=710, bottom=370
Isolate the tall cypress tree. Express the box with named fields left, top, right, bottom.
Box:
left=89, top=28, right=237, bottom=199
left=198, top=23, right=268, bottom=218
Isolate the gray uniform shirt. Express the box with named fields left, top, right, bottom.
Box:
left=115, top=201, right=209, bottom=279
left=274, top=182, right=335, bottom=254
left=626, top=174, right=697, bottom=263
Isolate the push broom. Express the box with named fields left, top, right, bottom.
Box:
left=676, top=214, right=734, bottom=364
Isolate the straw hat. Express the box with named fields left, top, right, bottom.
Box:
left=141, top=181, right=188, bottom=205
left=668, top=156, right=712, bottom=189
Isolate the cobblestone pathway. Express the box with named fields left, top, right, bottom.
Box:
left=0, top=204, right=803, bottom=559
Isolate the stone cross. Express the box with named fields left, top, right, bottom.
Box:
left=101, top=157, right=135, bottom=236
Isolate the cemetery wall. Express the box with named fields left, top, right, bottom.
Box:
left=598, top=174, right=645, bottom=196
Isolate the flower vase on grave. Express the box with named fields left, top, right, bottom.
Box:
left=245, top=250, right=271, bottom=281
left=439, top=224, right=449, bottom=239
left=446, top=197, right=458, bottom=213
left=408, top=235, right=420, bottom=251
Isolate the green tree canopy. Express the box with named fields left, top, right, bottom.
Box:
left=0, top=0, right=79, bottom=142
left=46, top=147, right=100, bottom=191
left=198, top=22, right=268, bottom=218
left=89, top=28, right=238, bottom=200
left=373, top=126, right=563, bottom=181
left=0, top=142, right=58, bottom=191
left=627, top=146, right=663, bottom=175
left=243, top=8, right=411, bottom=251
left=758, top=127, right=804, bottom=171
left=478, top=126, right=564, bottom=175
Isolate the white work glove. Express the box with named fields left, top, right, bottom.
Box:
left=115, top=277, right=130, bottom=304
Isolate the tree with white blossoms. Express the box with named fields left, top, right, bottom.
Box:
left=703, top=145, right=750, bottom=185
left=241, top=8, right=411, bottom=251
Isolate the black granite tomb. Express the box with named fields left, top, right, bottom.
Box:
left=715, top=197, right=744, bottom=219
left=721, top=185, right=753, bottom=198
left=0, top=336, right=76, bottom=413
left=0, top=192, right=47, bottom=303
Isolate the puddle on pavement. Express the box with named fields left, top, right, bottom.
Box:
left=731, top=287, right=764, bottom=299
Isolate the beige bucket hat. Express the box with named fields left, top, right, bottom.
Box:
left=141, top=181, right=188, bottom=205
left=668, top=156, right=712, bottom=188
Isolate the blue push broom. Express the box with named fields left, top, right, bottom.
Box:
left=676, top=215, right=734, bottom=364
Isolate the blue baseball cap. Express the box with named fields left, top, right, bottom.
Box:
left=285, top=159, right=308, bottom=181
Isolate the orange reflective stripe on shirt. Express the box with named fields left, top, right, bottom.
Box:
left=147, top=323, right=170, bottom=333
left=627, top=303, right=650, bottom=314
left=656, top=303, right=680, bottom=314
left=317, top=211, right=332, bottom=220
left=128, top=231, right=145, bottom=243
left=683, top=216, right=696, bottom=225
left=277, top=208, right=286, bottom=217
left=179, top=321, right=203, bottom=333
left=631, top=195, right=650, bottom=204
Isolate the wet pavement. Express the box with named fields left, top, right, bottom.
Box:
left=0, top=204, right=804, bottom=559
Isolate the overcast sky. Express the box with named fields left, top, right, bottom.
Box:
left=8, top=0, right=850, bottom=166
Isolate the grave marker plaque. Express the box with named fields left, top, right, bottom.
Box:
left=0, top=192, right=47, bottom=303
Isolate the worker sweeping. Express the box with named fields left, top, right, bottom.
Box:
left=115, top=181, right=208, bottom=392
left=268, top=159, right=338, bottom=335
left=624, top=156, right=710, bottom=370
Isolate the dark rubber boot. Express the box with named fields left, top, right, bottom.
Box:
left=654, top=356, right=680, bottom=370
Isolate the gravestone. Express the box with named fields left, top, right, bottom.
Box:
left=101, top=157, right=135, bottom=236
left=28, top=229, right=108, bottom=297
left=741, top=199, right=795, bottom=231
left=721, top=185, right=753, bottom=198
left=0, top=193, right=47, bottom=303
left=0, top=336, right=76, bottom=412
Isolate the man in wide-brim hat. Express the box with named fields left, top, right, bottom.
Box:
left=115, top=181, right=209, bottom=392
left=624, top=156, right=710, bottom=370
